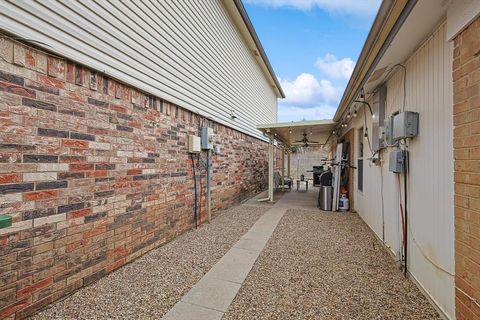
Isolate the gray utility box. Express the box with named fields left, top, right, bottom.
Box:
left=372, top=86, right=386, bottom=151
left=201, top=127, right=214, bottom=150
left=393, top=111, right=419, bottom=140
left=383, top=116, right=398, bottom=147
left=389, top=149, right=406, bottom=173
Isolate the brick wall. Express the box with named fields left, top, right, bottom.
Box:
left=0, top=36, right=268, bottom=319
left=453, top=16, right=480, bottom=320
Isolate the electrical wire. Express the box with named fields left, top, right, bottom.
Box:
left=380, top=64, right=407, bottom=112
left=403, top=148, right=408, bottom=277
left=190, top=153, right=198, bottom=228
left=380, top=159, right=385, bottom=242
left=396, top=146, right=454, bottom=277
left=362, top=103, right=376, bottom=157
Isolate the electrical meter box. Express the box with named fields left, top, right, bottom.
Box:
left=389, top=149, right=406, bottom=173
left=201, top=127, right=214, bottom=150
left=393, top=111, right=419, bottom=140
left=188, top=135, right=201, bottom=153
left=372, top=86, right=386, bottom=151
left=384, top=116, right=398, bottom=147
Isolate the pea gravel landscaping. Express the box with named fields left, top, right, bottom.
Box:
left=223, top=209, right=441, bottom=320
left=32, top=205, right=268, bottom=320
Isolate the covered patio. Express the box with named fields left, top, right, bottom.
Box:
left=256, top=120, right=337, bottom=204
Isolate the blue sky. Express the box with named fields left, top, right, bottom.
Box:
left=243, top=0, right=381, bottom=122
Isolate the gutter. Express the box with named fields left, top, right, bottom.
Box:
left=233, top=0, right=286, bottom=98
left=333, top=0, right=417, bottom=122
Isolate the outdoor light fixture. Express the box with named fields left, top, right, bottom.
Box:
left=353, top=100, right=374, bottom=120
left=309, top=131, right=313, bottom=135
left=289, top=128, right=292, bottom=134
left=364, top=127, right=369, bottom=140
left=353, top=108, right=357, bottom=117
left=346, top=109, right=351, bottom=119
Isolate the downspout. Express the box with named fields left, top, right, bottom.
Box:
left=258, top=134, right=275, bottom=202
left=281, top=147, right=285, bottom=191
left=269, top=136, right=274, bottom=202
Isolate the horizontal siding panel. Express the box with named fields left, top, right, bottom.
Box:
left=0, top=0, right=277, bottom=139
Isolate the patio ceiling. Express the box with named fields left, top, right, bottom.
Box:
left=257, top=120, right=337, bottom=146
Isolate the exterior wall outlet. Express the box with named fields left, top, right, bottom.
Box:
left=188, top=135, right=201, bottom=153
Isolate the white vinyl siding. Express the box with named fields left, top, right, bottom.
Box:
left=0, top=0, right=277, bottom=139
left=353, top=23, right=454, bottom=318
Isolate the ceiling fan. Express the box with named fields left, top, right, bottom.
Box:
left=294, top=133, right=320, bottom=147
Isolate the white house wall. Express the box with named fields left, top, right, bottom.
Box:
left=0, top=0, right=277, bottom=139
left=349, top=22, right=454, bottom=318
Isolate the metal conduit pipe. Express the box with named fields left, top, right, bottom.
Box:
left=206, top=149, right=212, bottom=223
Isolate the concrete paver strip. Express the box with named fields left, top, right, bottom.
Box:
left=206, top=247, right=260, bottom=284
left=181, top=277, right=242, bottom=312
left=161, top=302, right=223, bottom=320
left=161, top=205, right=288, bottom=319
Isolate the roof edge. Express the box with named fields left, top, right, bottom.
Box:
left=333, top=0, right=417, bottom=122
left=223, top=0, right=285, bottom=98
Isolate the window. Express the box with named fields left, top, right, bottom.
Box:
left=358, top=127, right=364, bottom=191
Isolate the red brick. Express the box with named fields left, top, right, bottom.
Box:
left=37, top=74, right=65, bottom=89
left=47, top=57, right=65, bottom=79
left=16, top=277, right=53, bottom=299
left=127, top=168, right=142, bottom=175
left=0, top=173, right=21, bottom=184
left=110, top=104, right=127, bottom=113
left=68, top=208, right=93, bottom=219
left=70, top=163, right=94, bottom=171
left=0, top=298, right=30, bottom=318
left=455, top=16, right=480, bottom=319
left=24, top=190, right=59, bottom=201
left=62, top=139, right=88, bottom=149
left=0, top=81, right=36, bottom=98
left=0, top=34, right=268, bottom=319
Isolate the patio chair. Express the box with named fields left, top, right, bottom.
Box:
left=274, top=171, right=292, bottom=190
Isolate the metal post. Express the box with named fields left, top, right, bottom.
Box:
left=206, top=149, right=212, bottom=223
left=287, top=150, right=291, bottom=178
left=281, top=147, right=285, bottom=191
left=268, top=136, right=274, bottom=202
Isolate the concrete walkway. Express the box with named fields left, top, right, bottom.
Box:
left=162, top=188, right=318, bottom=320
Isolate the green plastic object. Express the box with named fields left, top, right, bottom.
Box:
left=0, top=215, right=12, bottom=229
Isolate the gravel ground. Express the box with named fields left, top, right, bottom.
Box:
left=32, top=205, right=267, bottom=320
left=223, top=209, right=441, bottom=320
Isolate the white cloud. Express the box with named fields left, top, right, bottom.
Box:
left=278, top=104, right=337, bottom=122
left=278, top=73, right=341, bottom=121
left=279, top=73, right=340, bottom=108
left=244, top=0, right=380, bottom=16
left=315, top=53, right=355, bottom=80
